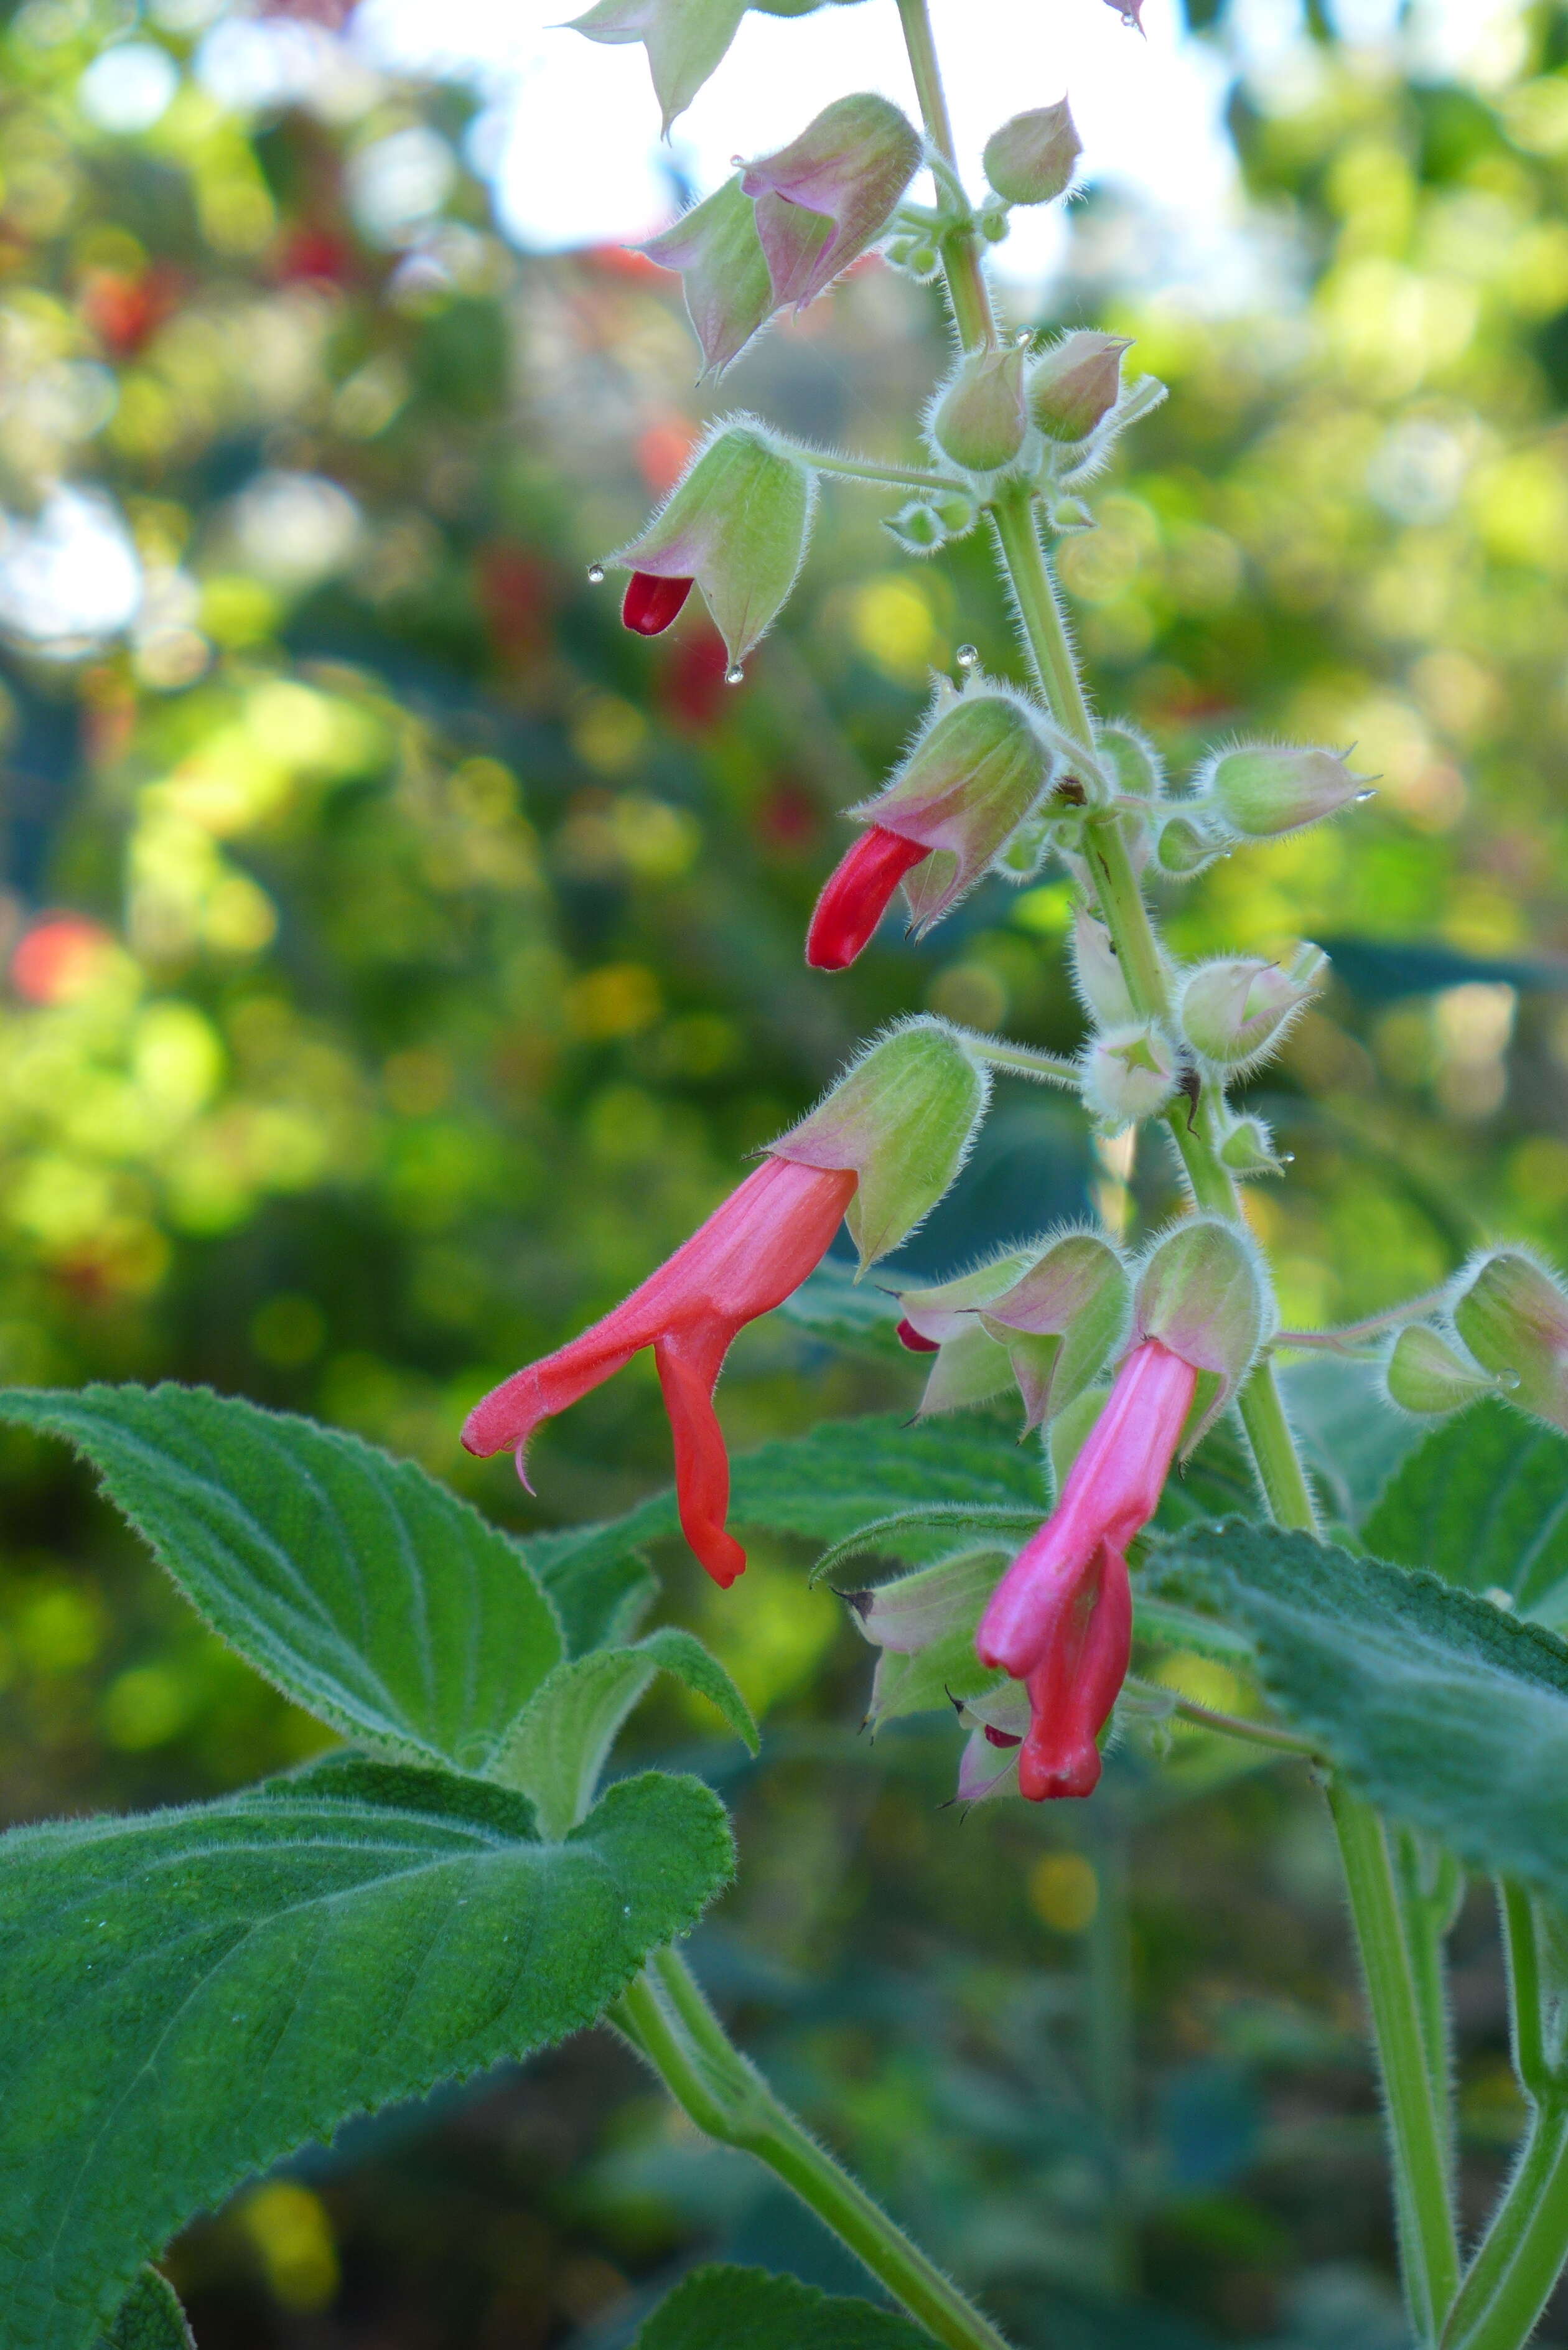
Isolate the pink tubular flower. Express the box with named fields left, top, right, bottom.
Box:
left=806, top=826, right=931, bottom=970
left=976, top=1337, right=1197, bottom=1799
left=462, top=1155, right=856, bottom=1587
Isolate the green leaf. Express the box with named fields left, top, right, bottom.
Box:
left=634, top=2264, right=935, bottom=2349
left=775, top=1259, right=905, bottom=1358
left=99, top=2273, right=192, bottom=2350
left=1150, top=1517, right=1568, bottom=1899
left=534, top=1412, right=1050, bottom=1594
left=0, top=1384, right=564, bottom=1776
left=1150, top=1415, right=1259, bottom=1535
left=495, top=1627, right=758, bottom=1837
left=1362, top=1398, right=1568, bottom=1628
left=0, top=1754, right=732, bottom=2350
left=523, top=1521, right=656, bottom=1657
left=1281, top=1356, right=1424, bottom=1525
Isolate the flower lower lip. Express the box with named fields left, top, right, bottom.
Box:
left=806, top=826, right=931, bottom=970
left=622, top=571, right=694, bottom=635
left=895, top=1317, right=940, bottom=1354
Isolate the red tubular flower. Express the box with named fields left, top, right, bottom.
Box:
left=462, top=1156, right=856, bottom=1586
left=622, top=571, right=694, bottom=635
left=976, top=1337, right=1197, bottom=1799
left=806, top=826, right=931, bottom=970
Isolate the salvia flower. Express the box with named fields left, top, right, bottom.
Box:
left=928, top=342, right=1030, bottom=475
left=642, top=177, right=776, bottom=377
left=462, top=1153, right=853, bottom=1587
left=1028, top=331, right=1131, bottom=446
left=1385, top=1322, right=1505, bottom=1416
left=977, top=1338, right=1196, bottom=1797
left=807, top=681, right=1053, bottom=967
left=1131, top=1214, right=1267, bottom=1450
left=739, top=94, right=922, bottom=311
left=1203, top=742, right=1367, bottom=840
left=1179, top=945, right=1326, bottom=1072
left=1452, top=1248, right=1568, bottom=1432
left=464, top=1019, right=987, bottom=1586
left=569, top=0, right=745, bottom=134
left=1081, top=1021, right=1177, bottom=1130
left=775, top=1017, right=989, bottom=1267
left=612, top=419, right=815, bottom=666
left=982, top=98, right=1081, bottom=207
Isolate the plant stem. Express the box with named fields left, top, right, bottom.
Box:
left=806, top=449, right=966, bottom=494
left=961, top=1035, right=1081, bottom=1087
left=894, top=0, right=994, bottom=348
left=892, top=6, right=1458, bottom=2339
left=613, top=1952, right=1015, bottom=2350
left=1122, top=1675, right=1319, bottom=1758
left=1274, top=1286, right=1452, bottom=1352
left=1435, top=1886, right=1568, bottom=2350
left=1328, top=1783, right=1462, bottom=2344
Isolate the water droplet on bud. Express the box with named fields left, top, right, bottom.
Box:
left=725, top=663, right=745, bottom=686
left=955, top=643, right=979, bottom=670
left=1354, top=789, right=1377, bottom=803
left=1280, top=1151, right=1295, bottom=1163
left=586, top=563, right=605, bottom=584
left=1014, top=328, right=1032, bottom=346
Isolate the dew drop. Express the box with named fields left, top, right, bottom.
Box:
left=725, top=663, right=745, bottom=686
left=955, top=643, right=979, bottom=670
left=1014, top=328, right=1032, bottom=347
left=1279, top=1151, right=1295, bottom=1164
left=586, top=562, right=605, bottom=585
left=622, top=1903, right=633, bottom=1917
left=1354, top=788, right=1377, bottom=803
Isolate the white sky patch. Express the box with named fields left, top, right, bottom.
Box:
left=352, top=0, right=1243, bottom=296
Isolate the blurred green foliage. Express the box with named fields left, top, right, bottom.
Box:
left=5, top=0, right=1568, bottom=2338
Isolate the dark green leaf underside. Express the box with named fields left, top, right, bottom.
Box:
left=99, top=2271, right=192, bottom=2350
left=0, top=1754, right=732, bottom=2350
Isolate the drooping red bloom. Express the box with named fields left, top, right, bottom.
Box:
left=462, top=1155, right=856, bottom=1586
left=622, top=571, right=694, bottom=636
left=977, top=1339, right=1197, bottom=1799
left=806, top=827, right=931, bottom=970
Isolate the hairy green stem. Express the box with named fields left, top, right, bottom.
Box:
left=1435, top=1888, right=1568, bottom=2350
left=962, top=1035, right=1081, bottom=1087
left=1328, top=1784, right=1462, bottom=2343
left=808, top=449, right=965, bottom=494
left=1122, top=1675, right=1319, bottom=1758
left=614, top=1952, right=1015, bottom=2350
left=892, top=6, right=1458, bottom=2339
left=1274, top=1285, right=1452, bottom=1352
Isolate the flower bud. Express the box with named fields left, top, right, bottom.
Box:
left=1152, top=813, right=1222, bottom=879
left=885, top=500, right=943, bottom=553
left=1385, top=1323, right=1502, bottom=1417
left=642, top=177, right=775, bottom=377
left=1132, top=1216, right=1268, bottom=1451
left=569, top=0, right=747, bottom=133
left=1204, top=742, right=1367, bottom=840
left=1028, top=332, right=1131, bottom=445
left=1452, top=1250, right=1568, bottom=1433
left=980, top=1229, right=1131, bottom=1430
left=1070, top=908, right=1137, bottom=1028
left=928, top=343, right=1029, bottom=475
left=894, top=1252, right=1035, bottom=1417
left=614, top=421, right=815, bottom=666
left=1216, top=1112, right=1286, bottom=1179
left=1081, top=1021, right=1177, bottom=1130
left=1180, top=946, right=1325, bottom=1070
left=982, top=98, right=1081, bottom=207
left=773, top=1017, right=988, bottom=1266
left=847, top=1546, right=1003, bottom=1657
left=740, top=93, right=922, bottom=310
left=1095, top=721, right=1165, bottom=800
left=842, top=681, right=1053, bottom=939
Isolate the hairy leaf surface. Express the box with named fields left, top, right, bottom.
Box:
left=0, top=1385, right=564, bottom=1773
left=1363, top=1399, right=1568, bottom=1627
left=634, top=2264, right=934, bottom=2349
left=1152, top=1518, right=1568, bottom=1894
left=99, top=2272, right=192, bottom=2350
left=495, top=1627, right=758, bottom=1836
left=0, top=1755, right=732, bottom=2350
